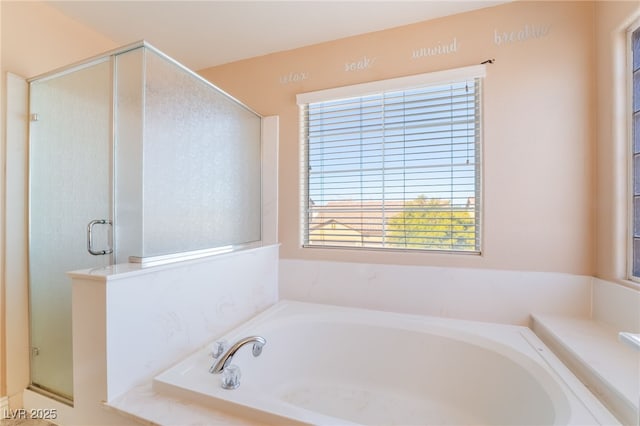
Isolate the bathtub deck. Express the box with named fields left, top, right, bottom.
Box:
left=532, top=314, right=639, bottom=426
left=106, top=382, right=263, bottom=426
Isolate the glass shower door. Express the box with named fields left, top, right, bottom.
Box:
left=28, top=58, right=113, bottom=400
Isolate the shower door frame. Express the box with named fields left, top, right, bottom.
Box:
left=27, top=55, right=116, bottom=404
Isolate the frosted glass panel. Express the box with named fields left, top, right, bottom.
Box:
left=114, top=48, right=145, bottom=264
left=29, top=59, right=112, bottom=400
left=141, top=49, right=261, bottom=256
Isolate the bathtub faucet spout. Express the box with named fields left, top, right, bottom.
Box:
left=209, top=335, right=266, bottom=374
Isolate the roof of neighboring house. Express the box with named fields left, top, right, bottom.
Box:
left=309, top=198, right=475, bottom=238
left=309, top=200, right=409, bottom=238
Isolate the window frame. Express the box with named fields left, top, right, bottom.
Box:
left=297, top=65, right=486, bottom=254
left=629, top=19, right=640, bottom=282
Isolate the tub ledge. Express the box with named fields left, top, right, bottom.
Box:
left=531, top=313, right=639, bottom=426
left=105, top=381, right=261, bottom=426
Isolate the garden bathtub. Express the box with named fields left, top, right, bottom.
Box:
left=154, top=301, right=618, bottom=425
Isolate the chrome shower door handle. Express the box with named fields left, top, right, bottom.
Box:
left=87, top=219, right=113, bottom=255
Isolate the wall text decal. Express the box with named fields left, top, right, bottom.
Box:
left=279, top=72, right=309, bottom=85
left=412, top=38, right=458, bottom=59
left=493, top=24, right=551, bottom=46
left=344, top=56, right=376, bottom=72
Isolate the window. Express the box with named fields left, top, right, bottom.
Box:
left=298, top=66, right=484, bottom=253
left=631, top=24, right=640, bottom=278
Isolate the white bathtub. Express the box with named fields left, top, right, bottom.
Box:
left=153, top=301, right=619, bottom=425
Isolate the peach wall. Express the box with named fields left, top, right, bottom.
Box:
left=1, top=1, right=116, bottom=78
left=1, top=0, right=116, bottom=407
left=199, top=1, right=596, bottom=275
left=595, top=1, right=640, bottom=285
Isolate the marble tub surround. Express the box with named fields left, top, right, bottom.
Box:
left=24, top=247, right=636, bottom=425
left=280, top=259, right=593, bottom=325
left=591, top=279, right=640, bottom=332
left=73, top=245, right=279, bottom=402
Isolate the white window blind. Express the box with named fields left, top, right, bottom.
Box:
left=299, top=67, right=483, bottom=253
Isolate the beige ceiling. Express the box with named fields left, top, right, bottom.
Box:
left=47, top=1, right=509, bottom=71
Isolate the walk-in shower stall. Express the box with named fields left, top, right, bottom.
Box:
left=28, top=42, right=262, bottom=401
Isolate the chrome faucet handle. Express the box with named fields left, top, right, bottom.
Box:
left=209, top=335, right=266, bottom=375
left=252, top=340, right=264, bottom=356
left=211, top=340, right=228, bottom=359
left=221, top=364, right=241, bottom=390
